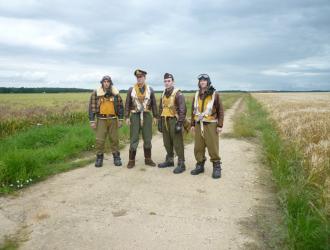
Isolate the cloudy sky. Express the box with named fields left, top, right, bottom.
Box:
left=0, top=0, right=329, bottom=91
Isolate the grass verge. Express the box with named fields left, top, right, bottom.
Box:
left=0, top=123, right=129, bottom=195
left=232, top=94, right=330, bottom=249
left=0, top=238, right=19, bottom=250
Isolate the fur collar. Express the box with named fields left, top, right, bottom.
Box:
left=97, top=86, right=119, bottom=96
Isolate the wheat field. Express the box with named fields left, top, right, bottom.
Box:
left=253, top=92, right=330, bottom=214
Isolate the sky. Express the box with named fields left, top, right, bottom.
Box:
left=0, top=0, right=329, bottom=91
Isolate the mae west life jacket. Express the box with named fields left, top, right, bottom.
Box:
left=161, top=88, right=180, bottom=118
left=130, top=83, right=151, bottom=125
left=97, top=86, right=119, bottom=116
left=131, top=83, right=151, bottom=113
left=193, top=91, right=217, bottom=123
left=193, top=90, right=217, bottom=137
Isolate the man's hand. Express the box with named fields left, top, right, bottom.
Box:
left=217, top=127, right=222, bottom=134
left=90, top=121, right=96, bottom=130
left=175, top=122, right=183, bottom=133
left=190, top=126, right=195, bottom=133
left=157, top=119, right=163, bottom=133
left=126, top=118, right=130, bottom=126
left=118, top=120, right=123, bottom=128
left=153, top=118, right=157, bottom=125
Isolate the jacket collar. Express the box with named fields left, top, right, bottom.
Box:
left=164, top=86, right=174, bottom=97
left=97, top=86, right=119, bottom=96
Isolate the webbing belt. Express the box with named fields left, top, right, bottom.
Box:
left=131, top=110, right=151, bottom=126
left=198, top=118, right=217, bottom=137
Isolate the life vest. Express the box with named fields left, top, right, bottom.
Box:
left=99, top=97, right=116, bottom=115
left=131, top=83, right=151, bottom=113
left=193, top=91, right=217, bottom=123
left=161, top=88, right=180, bottom=117
left=97, top=86, right=119, bottom=116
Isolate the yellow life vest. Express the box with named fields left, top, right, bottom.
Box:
left=99, top=96, right=116, bottom=115
left=161, top=88, right=180, bottom=117
left=96, top=86, right=119, bottom=116
left=134, top=84, right=146, bottom=103
left=193, top=91, right=217, bottom=122
left=131, top=83, right=151, bottom=112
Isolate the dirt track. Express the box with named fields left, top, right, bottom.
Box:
left=0, top=99, right=281, bottom=250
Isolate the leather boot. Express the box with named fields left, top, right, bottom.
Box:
left=144, top=147, right=156, bottom=166
left=127, top=150, right=136, bottom=169
left=95, top=153, right=104, bottom=168
left=173, top=159, right=186, bottom=174
left=113, top=151, right=122, bottom=166
left=190, top=161, right=205, bottom=175
left=158, top=155, right=174, bottom=168
left=212, top=161, right=222, bottom=179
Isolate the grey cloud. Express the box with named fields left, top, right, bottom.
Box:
left=0, top=0, right=329, bottom=90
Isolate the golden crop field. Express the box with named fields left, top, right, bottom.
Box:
left=253, top=92, right=330, bottom=212
left=0, top=93, right=90, bottom=119
left=0, top=93, right=90, bottom=137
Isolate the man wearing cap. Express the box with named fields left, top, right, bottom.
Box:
left=89, top=75, right=124, bottom=167
left=190, top=74, right=224, bottom=179
left=158, top=73, right=187, bottom=174
left=125, top=69, right=158, bottom=168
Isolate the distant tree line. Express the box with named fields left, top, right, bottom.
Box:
left=0, top=87, right=248, bottom=94
left=2, top=87, right=326, bottom=94
left=0, top=87, right=93, bottom=93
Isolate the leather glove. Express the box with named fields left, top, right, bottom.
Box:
left=175, top=122, right=183, bottom=133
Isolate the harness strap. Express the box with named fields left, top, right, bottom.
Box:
left=162, top=88, right=180, bottom=131
left=131, top=84, right=151, bottom=126
left=194, top=91, right=216, bottom=137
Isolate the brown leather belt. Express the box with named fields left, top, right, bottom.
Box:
left=161, top=116, right=176, bottom=120
left=97, top=114, right=117, bottom=118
